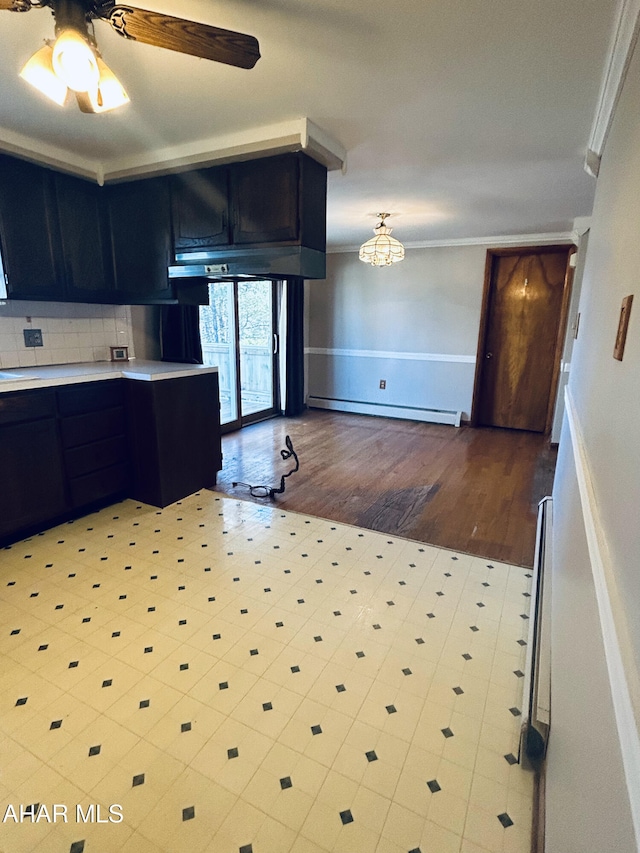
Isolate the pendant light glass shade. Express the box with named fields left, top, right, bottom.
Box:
left=359, top=213, right=405, bottom=266
left=19, top=44, right=68, bottom=106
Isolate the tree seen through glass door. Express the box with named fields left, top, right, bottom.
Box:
left=199, top=280, right=276, bottom=427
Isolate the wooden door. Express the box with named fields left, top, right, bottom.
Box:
left=473, top=247, right=572, bottom=433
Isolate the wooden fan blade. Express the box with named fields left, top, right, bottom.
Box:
left=0, top=1, right=33, bottom=10
left=105, top=6, right=260, bottom=69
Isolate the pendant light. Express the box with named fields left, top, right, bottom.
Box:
left=359, top=213, right=405, bottom=266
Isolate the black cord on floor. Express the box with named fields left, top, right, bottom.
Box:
left=233, top=435, right=300, bottom=500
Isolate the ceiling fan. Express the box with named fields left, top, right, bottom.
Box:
left=2, top=0, right=261, bottom=113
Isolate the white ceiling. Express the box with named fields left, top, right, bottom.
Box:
left=0, top=0, right=620, bottom=248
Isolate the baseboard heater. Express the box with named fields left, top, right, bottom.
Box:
left=520, top=496, right=552, bottom=762
left=307, top=396, right=462, bottom=427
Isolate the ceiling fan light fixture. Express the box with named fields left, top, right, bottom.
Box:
left=52, top=27, right=100, bottom=92
left=85, top=56, right=129, bottom=113
left=359, top=213, right=405, bottom=266
left=20, top=43, right=68, bottom=106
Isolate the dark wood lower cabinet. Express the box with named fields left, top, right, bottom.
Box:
left=0, top=414, right=67, bottom=540
left=57, top=380, right=130, bottom=509
left=0, top=372, right=222, bottom=545
left=126, top=372, right=222, bottom=508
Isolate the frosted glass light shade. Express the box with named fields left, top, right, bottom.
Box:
left=85, top=57, right=130, bottom=113
left=359, top=215, right=405, bottom=266
left=20, top=44, right=68, bottom=106
left=52, top=28, right=100, bottom=92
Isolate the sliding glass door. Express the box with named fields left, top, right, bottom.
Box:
left=200, top=280, right=278, bottom=431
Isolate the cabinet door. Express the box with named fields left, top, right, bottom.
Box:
left=0, top=154, right=63, bottom=300
left=231, top=154, right=300, bottom=245
left=0, top=389, right=67, bottom=540
left=55, top=172, right=114, bottom=302
left=172, top=167, right=229, bottom=253
left=106, top=177, right=174, bottom=303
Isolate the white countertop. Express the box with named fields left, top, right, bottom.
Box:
left=0, top=360, right=218, bottom=393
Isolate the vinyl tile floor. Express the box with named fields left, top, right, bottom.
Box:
left=0, top=493, right=535, bottom=853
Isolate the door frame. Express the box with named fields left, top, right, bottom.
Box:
left=470, top=244, right=575, bottom=434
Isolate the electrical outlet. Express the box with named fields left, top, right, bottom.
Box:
left=24, top=328, right=43, bottom=348
left=379, top=379, right=386, bottom=389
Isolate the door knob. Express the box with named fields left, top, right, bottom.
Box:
left=486, top=352, right=493, bottom=359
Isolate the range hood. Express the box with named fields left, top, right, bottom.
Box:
left=169, top=245, right=326, bottom=282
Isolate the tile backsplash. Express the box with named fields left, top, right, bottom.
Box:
left=0, top=301, right=134, bottom=369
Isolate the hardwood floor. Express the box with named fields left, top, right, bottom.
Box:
left=213, top=410, right=557, bottom=567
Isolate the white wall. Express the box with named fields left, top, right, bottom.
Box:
left=546, top=36, right=640, bottom=853
left=306, top=245, right=487, bottom=419
left=0, top=300, right=134, bottom=369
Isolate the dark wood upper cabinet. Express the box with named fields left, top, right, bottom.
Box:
left=0, top=150, right=327, bottom=306
left=171, top=167, right=230, bottom=253
left=0, top=154, right=63, bottom=300
left=170, top=152, right=327, bottom=254
left=231, top=154, right=300, bottom=245
left=105, top=176, right=174, bottom=303
left=297, top=153, right=328, bottom=253
left=54, top=172, right=114, bottom=302
left=230, top=152, right=326, bottom=250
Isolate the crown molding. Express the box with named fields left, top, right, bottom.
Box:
left=102, top=118, right=346, bottom=182
left=328, top=231, right=575, bottom=254
left=571, top=216, right=592, bottom=243
left=0, top=124, right=100, bottom=180
left=0, top=117, right=346, bottom=183
left=585, top=0, right=640, bottom=178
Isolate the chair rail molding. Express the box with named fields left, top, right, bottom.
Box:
left=306, top=347, right=476, bottom=363
left=585, top=0, right=640, bottom=177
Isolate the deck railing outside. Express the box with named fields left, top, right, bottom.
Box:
left=202, top=342, right=273, bottom=422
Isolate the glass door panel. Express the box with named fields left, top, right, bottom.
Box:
left=199, top=282, right=239, bottom=427
left=238, top=280, right=277, bottom=422
left=200, top=279, right=278, bottom=431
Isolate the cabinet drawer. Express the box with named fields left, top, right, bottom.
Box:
left=0, top=389, right=56, bottom=426
left=61, top=407, right=126, bottom=449
left=69, top=462, right=130, bottom=508
left=65, top=435, right=128, bottom=479
left=57, top=380, right=124, bottom=416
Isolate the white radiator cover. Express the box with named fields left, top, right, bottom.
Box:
left=307, top=395, right=462, bottom=427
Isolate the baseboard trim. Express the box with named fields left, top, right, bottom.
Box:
left=564, top=387, right=640, bottom=847
left=308, top=395, right=462, bottom=426
left=531, top=763, right=546, bottom=853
